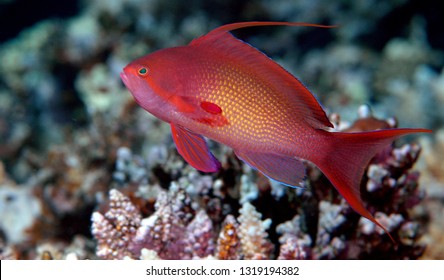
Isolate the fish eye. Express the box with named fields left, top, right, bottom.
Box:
left=138, top=67, right=148, bottom=76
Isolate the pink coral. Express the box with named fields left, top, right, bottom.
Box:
left=185, top=209, right=215, bottom=259
left=128, top=190, right=188, bottom=259
left=91, top=189, right=141, bottom=259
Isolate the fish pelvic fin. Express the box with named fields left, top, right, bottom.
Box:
left=314, top=128, right=431, bottom=243
left=171, top=123, right=221, bottom=172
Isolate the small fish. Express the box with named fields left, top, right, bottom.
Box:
left=121, top=22, right=431, bottom=241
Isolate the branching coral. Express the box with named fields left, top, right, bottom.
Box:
left=91, top=188, right=276, bottom=260
left=91, top=189, right=141, bottom=259
left=276, top=215, right=311, bottom=259
left=185, top=210, right=215, bottom=259
left=238, top=202, right=273, bottom=259
left=216, top=215, right=242, bottom=260
left=129, top=190, right=190, bottom=259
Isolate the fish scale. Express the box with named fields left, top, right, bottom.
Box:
left=191, top=60, right=301, bottom=150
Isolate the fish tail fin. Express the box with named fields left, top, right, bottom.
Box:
left=315, top=128, right=431, bottom=242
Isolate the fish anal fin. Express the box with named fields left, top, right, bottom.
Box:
left=235, top=150, right=306, bottom=187
left=171, top=123, right=221, bottom=172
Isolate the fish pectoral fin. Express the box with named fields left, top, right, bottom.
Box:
left=169, top=95, right=196, bottom=113
left=169, top=96, right=229, bottom=127
left=235, top=150, right=306, bottom=187
left=171, top=123, right=221, bottom=172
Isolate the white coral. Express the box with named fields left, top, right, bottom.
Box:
left=238, top=202, right=272, bottom=259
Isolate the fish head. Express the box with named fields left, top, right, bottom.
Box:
left=121, top=47, right=228, bottom=128
left=120, top=49, right=184, bottom=122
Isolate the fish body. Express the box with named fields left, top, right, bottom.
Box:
left=121, top=22, right=431, bottom=241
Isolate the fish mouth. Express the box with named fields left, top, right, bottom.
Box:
left=120, top=71, right=137, bottom=94
left=119, top=70, right=152, bottom=107
left=120, top=72, right=129, bottom=88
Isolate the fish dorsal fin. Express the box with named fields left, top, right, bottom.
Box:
left=235, top=149, right=306, bottom=187
left=191, top=22, right=336, bottom=46
left=171, top=123, right=221, bottom=172
left=190, top=22, right=335, bottom=129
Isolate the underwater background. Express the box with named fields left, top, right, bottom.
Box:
left=0, top=0, right=443, bottom=259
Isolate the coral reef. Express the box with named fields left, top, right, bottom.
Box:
left=1, top=0, right=442, bottom=260
left=88, top=106, right=428, bottom=260
left=90, top=189, right=274, bottom=260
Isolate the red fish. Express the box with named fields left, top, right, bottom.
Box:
left=121, top=22, right=431, bottom=241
